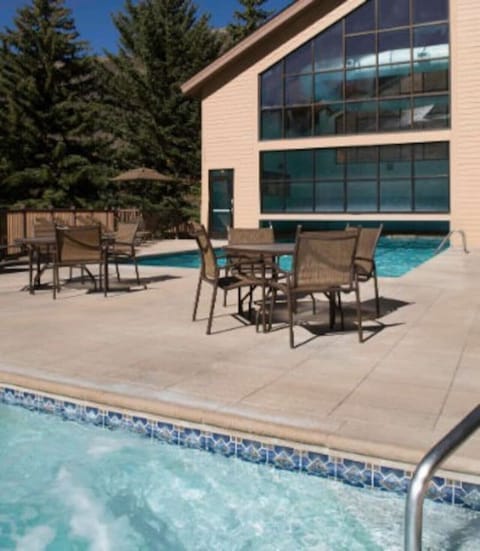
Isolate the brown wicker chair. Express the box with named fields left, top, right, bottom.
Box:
left=191, top=223, right=264, bottom=334
left=347, top=224, right=383, bottom=317
left=224, top=226, right=275, bottom=307
left=108, top=221, right=142, bottom=286
left=53, top=225, right=106, bottom=299
left=270, top=229, right=362, bottom=348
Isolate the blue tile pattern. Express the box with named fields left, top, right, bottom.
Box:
left=1, top=384, right=480, bottom=511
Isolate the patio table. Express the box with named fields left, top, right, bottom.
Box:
left=223, top=242, right=294, bottom=332
left=16, top=233, right=117, bottom=295
left=15, top=236, right=56, bottom=294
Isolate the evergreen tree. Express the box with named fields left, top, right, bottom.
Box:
left=228, top=0, right=272, bottom=45
left=0, top=0, right=111, bottom=208
left=101, top=0, right=221, bottom=225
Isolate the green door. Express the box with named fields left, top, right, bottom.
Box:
left=209, top=169, right=233, bottom=238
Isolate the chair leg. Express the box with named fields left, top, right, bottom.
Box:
left=132, top=253, right=141, bottom=285
left=288, top=291, right=294, bottom=348
left=115, top=260, right=120, bottom=281
left=192, top=275, right=202, bottom=321
left=373, top=271, right=380, bottom=317
left=53, top=264, right=57, bottom=299
left=207, top=283, right=219, bottom=335
left=355, top=282, right=363, bottom=343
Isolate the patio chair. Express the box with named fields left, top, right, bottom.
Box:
left=53, top=225, right=106, bottom=299
left=108, top=221, right=142, bottom=286
left=347, top=224, right=383, bottom=317
left=191, top=223, right=265, bottom=334
left=224, top=226, right=275, bottom=307
left=269, top=229, right=362, bottom=348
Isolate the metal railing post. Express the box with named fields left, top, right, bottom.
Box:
left=405, top=404, right=480, bottom=550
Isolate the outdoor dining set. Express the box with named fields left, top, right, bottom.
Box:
left=191, top=222, right=382, bottom=348
left=15, top=217, right=144, bottom=298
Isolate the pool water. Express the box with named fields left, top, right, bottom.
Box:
left=138, top=237, right=444, bottom=277
left=1, top=403, right=479, bottom=550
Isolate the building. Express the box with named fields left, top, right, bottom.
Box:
left=182, top=0, right=479, bottom=246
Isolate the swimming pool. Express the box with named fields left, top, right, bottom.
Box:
left=2, top=399, right=479, bottom=550
left=138, top=236, right=444, bottom=277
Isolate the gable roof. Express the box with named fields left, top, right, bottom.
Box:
left=181, top=0, right=348, bottom=98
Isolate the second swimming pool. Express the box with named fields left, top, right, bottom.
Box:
left=138, top=236, right=444, bottom=277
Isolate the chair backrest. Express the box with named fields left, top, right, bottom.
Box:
left=56, top=225, right=103, bottom=263
left=33, top=221, right=55, bottom=239
left=293, top=230, right=359, bottom=290
left=115, top=221, right=139, bottom=244
left=348, top=224, right=383, bottom=276
left=227, top=227, right=274, bottom=245
left=191, top=222, right=218, bottom=281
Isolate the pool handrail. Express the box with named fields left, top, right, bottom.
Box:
left=404, top=403, right=480, bottom=551
left=434, top=229, right=469, bottom=255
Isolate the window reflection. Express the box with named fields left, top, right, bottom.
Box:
left=260, top=143, right=449, bottom=213
left=259, top=0, right=449, bottom=139
left=285, top=42, right=312, bottom=75
left=414, top=0, right=448, bottom=24
left=378, top=0, right=409, bottom=29
left=345, top=1, right=375, bottom=34
left=285, top=75, right=313, bottom=105
left=378, top=29, right=410, bottom=65
left=379, top=64, right=412, bottom=96
left=314, top=23, right=343, bottom=71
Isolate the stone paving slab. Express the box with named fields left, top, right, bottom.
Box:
left=0, top=239, right=479, bottom=477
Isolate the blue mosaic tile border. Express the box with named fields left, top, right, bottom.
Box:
left=1, top=385, right=479, bottom=511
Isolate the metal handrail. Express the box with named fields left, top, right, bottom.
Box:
left=404, top=404, right=480, bottom=550
left=434, top=229, right=469, bottom=255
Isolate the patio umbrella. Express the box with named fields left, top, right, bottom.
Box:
left=109, top=167, right=176, bottom=182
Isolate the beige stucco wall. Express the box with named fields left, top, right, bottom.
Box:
left=201, top=0, right=478, bottom=246
left=450, top=0, right=480, bottom=248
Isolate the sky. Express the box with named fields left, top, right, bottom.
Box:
left=0, top=0, right=292, bottom=53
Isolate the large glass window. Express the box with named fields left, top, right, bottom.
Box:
left=260, top=142, right=449, bottom=213
left=260, top=0, right=449, bottom=139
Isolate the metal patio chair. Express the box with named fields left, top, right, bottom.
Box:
left=347, top=224, right=383, bottom=317
left=108, top=221, right=143, bottom=286
left=53, top=224, right=107, bottom=299
left=191, top=223, right=266, bottom=334
left=269, top=229, right=362, bottom=348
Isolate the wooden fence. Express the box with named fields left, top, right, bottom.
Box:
left=0, top=208, right=139, bottom=258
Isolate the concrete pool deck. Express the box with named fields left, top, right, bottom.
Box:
left=1, top=238, right=479, bottom=479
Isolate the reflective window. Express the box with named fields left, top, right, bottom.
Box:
left=285, top=75, right=313, bottom=105
left=378, top=29, right=410, bottom=65
left=380, top=179, right=412, bottom=211
left=260, top=62, right=282, bottom=107
left=315, top=181, right=344, bottom=211
left=378, top=0, right=409, bottom=29
left=314, top=23, right=343, bottom=71
left=285, top=107, right=312, bottom=137
left=285, top=43, right=312, bottom=75
left=260, top=142, right=449, bottom=213
left=345, top=1, right=375, bottom=34
left=314, top=103, right=344, bottom=135
left=261, top=110, right=282, bottom=140
left=414, top=0, right=448, bottom=24
left=259, top=0, right=449, bottom=139
left=315, top=72, right=343, bottom=102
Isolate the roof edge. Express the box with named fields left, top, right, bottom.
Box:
left=181, top=0, right=319, bottom=97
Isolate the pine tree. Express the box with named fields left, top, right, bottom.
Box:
left=228, top=0, right=273, bottom=45
left=0, top=0, right=111, bottom=207
left=101, top=0, right=221, bottom=223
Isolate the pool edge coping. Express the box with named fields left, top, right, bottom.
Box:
left=2, top=370, right=480, bottom=511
